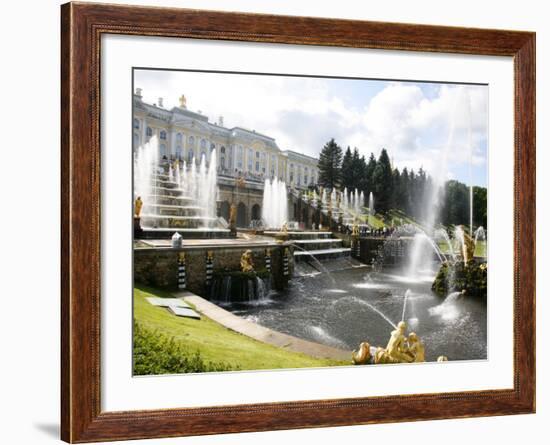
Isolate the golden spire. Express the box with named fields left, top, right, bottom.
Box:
left=179, top=94, right=187, bottom=108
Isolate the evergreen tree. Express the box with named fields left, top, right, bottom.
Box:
left=472, top=186, right=487, bottom=229
left=318, top=138, right=343, bottom=189
left=351, top=148, right=366, bottom=192
left=341, top=146, right=354, bottom=190
left=372, top=148, right=394, bottom=213
left=365, top=153, right=377, bottom=194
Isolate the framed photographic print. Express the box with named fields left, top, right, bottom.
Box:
left=61, top=2, right=535, bottom=442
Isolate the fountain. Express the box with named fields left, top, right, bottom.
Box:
left=262, top=177, right=288, bottom=229
left=474, top=226, right=486, bottom=258
left=133, top=136, right=230, bottom=238
left=368, top=192, right=374, bottom=226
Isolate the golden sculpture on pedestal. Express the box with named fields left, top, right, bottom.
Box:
left=355, top=322, right=427, bottom=365
left=240, top=250, right=255, bottom=273
left=134, top=196, right=143, bottom=217
left=229, top=203, right=237, bottom=228
left=459, top=225, right=476, bottom=264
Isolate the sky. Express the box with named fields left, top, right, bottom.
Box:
left=135, top=69, right=488, bottom=187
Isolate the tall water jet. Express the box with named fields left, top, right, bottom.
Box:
left=134, top=135, right=159, bottom=205
left=262, top=177, right=288, bottom=229
left=407, top=87, right=465, bottom=277
left=402, top=289, right=412, bottom=321
left=474, top=226, right=486, bottom=258
left=368, top=192, right=374, bottom=226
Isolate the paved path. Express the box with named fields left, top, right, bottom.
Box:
left=173, top=291, right=352, bottom=362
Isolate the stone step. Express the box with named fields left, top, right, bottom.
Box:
left=294, top=247, right=351, bottom=257
left=293, top=239, right=343, bottom=245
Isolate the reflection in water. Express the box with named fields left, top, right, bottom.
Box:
left=226, top=266, right=487, bottom=362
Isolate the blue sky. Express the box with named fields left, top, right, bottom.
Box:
left=135, top=69, right=488, bottom=187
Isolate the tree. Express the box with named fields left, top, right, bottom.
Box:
left=440, top=180, right=469, bottom=226
left=318, top=138, right=343, bottom=189
left=351, top=148, right=366, bottom=191
left=365, top=153, right=377, bottom=194
left=372, top=148, right=393, bottom=213
left=341, top=146, right=354, bottom=191
left=472, top=186, right=487, bottom=229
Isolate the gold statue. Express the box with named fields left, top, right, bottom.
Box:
left=385, top=321, right=413, bottom=363
left=352, top=342, right=373, bottom=365
left=407, top=332, right=425, bottom=362
left=240, top=250, right=255, bottom=273
left=281, top=222, right=288, bottom=234
left=352, top=219, right=360, bottom=237
left=229, top=203, right=237, bottom=227
left=374, top=347, right=399, bottom=364
left=134, top=196, right=143, bottom=217
left=459, top=226, right=476, bottom=264
left=179, top=94, right=187, bottom=108
left=437, top=355, right=448, bottom=362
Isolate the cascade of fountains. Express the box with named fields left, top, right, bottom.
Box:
left=262, top=177, right=288, bottom=229
left=133, top=135, right=219, bottom=229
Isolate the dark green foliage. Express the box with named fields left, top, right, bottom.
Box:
left=133, top=322, right=237, bottom=375
left=473, top=186, right=487, bottom=228
left=372, top=149, right=394, bottom=213
left=431, top=262, right=487, bottom=298
left=318, top=138, right=343, bottom=189
left=440, top=180, right=469, bottom=226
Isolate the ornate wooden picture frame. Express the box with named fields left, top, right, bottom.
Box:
left=61, top=2, right=535, bottom=442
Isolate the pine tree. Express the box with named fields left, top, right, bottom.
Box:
left=372, top=148, right=394, bottom=213
left=365, top=153, right=377, bottom=195
left=341, top=146, right=354, bottom=190
left=318, top=138, right=343, bottom=189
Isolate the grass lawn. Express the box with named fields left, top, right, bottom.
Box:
left=437, top=240, right=487, bottom=258
left=134, top=285, right=347, bottom=372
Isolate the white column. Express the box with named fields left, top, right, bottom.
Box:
left=170, top=130, right=177, bottom=157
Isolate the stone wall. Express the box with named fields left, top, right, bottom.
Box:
left=134, top=243, right=293, bottom=297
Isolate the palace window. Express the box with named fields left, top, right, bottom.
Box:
left=133, top=133, right=140, bottom=148
left=210, top=142, right=216, bottom=152
left=256, top=161, right=260, bottom=172
left=188, top=149, right=194, bottom=163
left=188, top=136, right=195, bottom=148
left=176, top=146, right=182, bottom=160
left=146, top=127, right=153, bottom=137
left=133, top=118, right=140, bottom=129
left=201, top=139, right=207, bottom=149
left=220, top=146, right=226, bottom=154
left=160, top=130, right=167, bottom=140
left=159, top=144, right=167, bottom=158
left=176, top=133, right=183, bottom=144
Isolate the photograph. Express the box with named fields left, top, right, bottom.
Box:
left=132, top=69, right=488, bottom=375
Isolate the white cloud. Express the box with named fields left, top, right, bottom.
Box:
left=135, top=70, right=487, bottom=184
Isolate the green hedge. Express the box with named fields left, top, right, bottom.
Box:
left=133, top=322, right=238, bottom=375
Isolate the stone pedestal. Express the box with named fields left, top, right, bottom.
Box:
left=133, top=216, right=143, bottom=238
